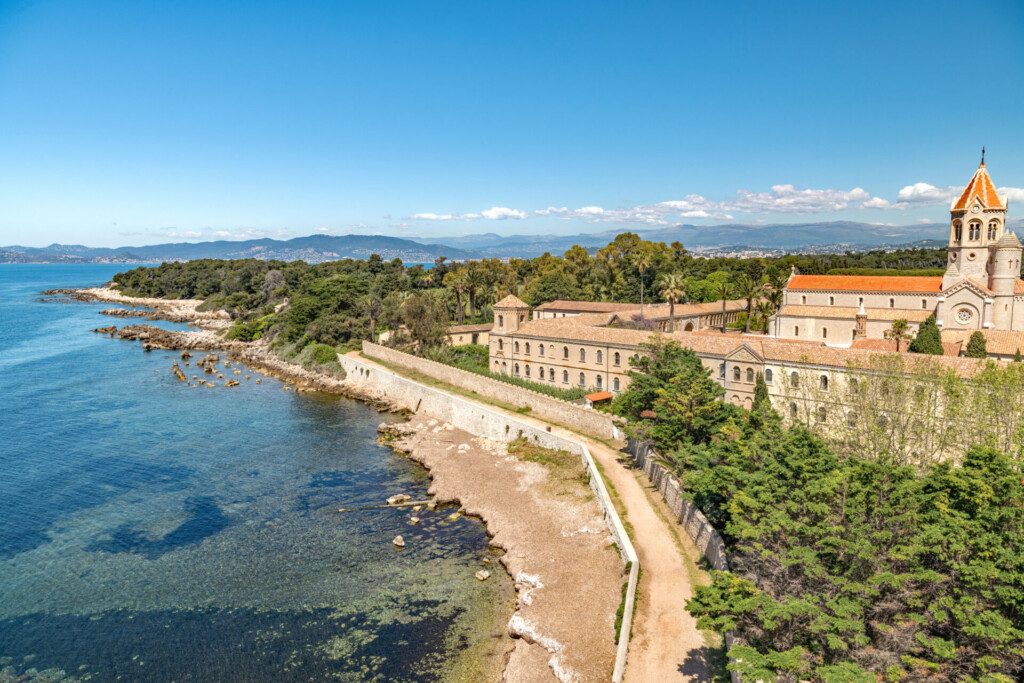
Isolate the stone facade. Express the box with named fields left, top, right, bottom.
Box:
left=772, top=161, right=1024, bottom=343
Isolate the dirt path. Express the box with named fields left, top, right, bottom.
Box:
left=352, top=352, right=713, bottom=681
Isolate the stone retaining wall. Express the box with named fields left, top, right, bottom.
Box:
left=361, top=341, right=619, bottom=441
left=339, top=352, right=640, bottom=682
left=625, top=439, right=741, bottom=683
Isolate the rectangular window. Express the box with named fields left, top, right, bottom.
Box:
left=794, top=326, right=799, bottom=336
left=922, top=299, right=927, bottom=309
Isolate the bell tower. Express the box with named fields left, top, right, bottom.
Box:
left=943, top=152, right=1010, bottom=290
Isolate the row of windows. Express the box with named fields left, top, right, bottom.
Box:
left=952, top=219, right=1000, bottom=243
left=497, top=339, right=636, bottom=367
left=502, top=362, right=622, bottom=391
left=800, top=294, right=929, bottom=310
left=724, top=364, right=834, bottom=392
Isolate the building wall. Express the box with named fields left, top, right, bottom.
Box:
left=774, top=315, right=922, bottom=343
left=785, top=290, right=938, bottom=311
left=490, top=333, right=646, bottom=394
left=445, top=330, right=489, bottom=346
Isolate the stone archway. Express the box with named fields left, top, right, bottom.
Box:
left=684, top=321, right=694, bottom=332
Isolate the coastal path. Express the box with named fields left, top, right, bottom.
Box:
left=350, top=352, right=714, bottom=682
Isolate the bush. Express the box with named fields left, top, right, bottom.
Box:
left=311, top=343, right=338, bottom=365
left=966, top=330, right=988, bottom=358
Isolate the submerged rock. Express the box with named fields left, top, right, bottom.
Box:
left=387, top=494, right=411, bottom=506
left=392, top=535, right=405, bottom=548
left=475, top=570, right=491, bottom=581
left=171, top=363, right=187, bottom=382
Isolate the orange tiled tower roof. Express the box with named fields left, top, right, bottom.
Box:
left=952, top=161, right=1005, bottom=210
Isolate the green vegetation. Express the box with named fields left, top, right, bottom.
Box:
left=614, top=340, right=1024, bottom=681
left=908, top=314, right=943, bottom=354
left=966, top=330, right=988, bottom=358
left=508, top=437, right=590, bottom=497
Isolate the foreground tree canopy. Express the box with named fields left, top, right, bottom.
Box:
left=615, top=340, right=1024, bottom=682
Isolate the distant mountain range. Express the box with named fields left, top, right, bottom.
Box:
left=5, top=220, right=1023, bottom=264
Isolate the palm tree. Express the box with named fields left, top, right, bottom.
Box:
left=884, top=319, right=912, bottom=352
left=714, top=280, right=734, bottom=332
left=734, top=274, right=762, bottom=334
left=658, top=272, right=687, bottom=332
left=443, top=269, right=468, bottom=324
left=635, top=249, right=654, bottom=319
left=755, top=299, right=775, bottom=333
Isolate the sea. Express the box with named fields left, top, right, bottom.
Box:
left=0, top=264, right=511, bottom=682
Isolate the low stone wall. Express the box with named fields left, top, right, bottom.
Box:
left=340, top=352, right=640, bottom=682
left=626, top=439, right=741, bottom=683
left=360, top=341, right=619, bottom=441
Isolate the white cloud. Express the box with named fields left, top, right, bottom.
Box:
left=895, top=182, right=959, bottom=205
left=862, top=197, right=891, bottom=209
left=480, top=206, right=527, bottom=220
left=412, top=206, right=526, bottom=221
left=1000, top=187, right=1024, bottom=203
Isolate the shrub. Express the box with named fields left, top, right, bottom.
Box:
left=311, top=343, right=338, bottom=365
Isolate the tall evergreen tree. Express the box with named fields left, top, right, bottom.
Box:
left=909, top=314, right=943, bottom=354
left=966, top=330, right=988, bottom=358
left=752, top=371, right=770, bottom=412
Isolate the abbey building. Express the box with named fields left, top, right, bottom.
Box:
left=772, top=160, right=1024, bottom=342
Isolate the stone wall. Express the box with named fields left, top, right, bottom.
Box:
left=625, top=439, right=741, bottom=683
left=339, top=352, right=640, bottom=682
left=360, top=341, right=619, bottom=441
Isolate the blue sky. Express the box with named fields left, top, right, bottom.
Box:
left=2, top=0, right=1023, bottom=247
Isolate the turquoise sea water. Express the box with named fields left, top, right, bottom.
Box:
left=0, top=264, right=509, bottom=682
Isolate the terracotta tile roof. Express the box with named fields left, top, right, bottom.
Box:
left=534, top=300, right=642, bottom=312
left=494, top=294, right=530, bottom=309
left=942, top=329, right=1024, bottom=356
left=952, top=162, right=1005, bottom=210
left=635, top=299, right=748, bottom=319
left=851, top=338, right=963, bottom=356
left=1015, top=280, right=1024, bottom=295
left=777, top=304, right=934, bottom=322
left=585, top=391, right=613, bottom=402
left=447, top=323, right=493, bottom=333
left=788, top=274, right=943, bottom=293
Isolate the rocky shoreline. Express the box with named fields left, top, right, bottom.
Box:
left=64, top=284, right=621, bottom=681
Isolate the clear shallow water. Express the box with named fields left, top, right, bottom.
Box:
left=0, top=265, right=510, bottom=682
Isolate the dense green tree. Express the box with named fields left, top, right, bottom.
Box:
left=909, top=313, right=943, bottom=354
left=966, top=330, right=988, bottom=358
left=752, top=371, right=769, bottom=411
left=884, top=318, right=912, bottom=351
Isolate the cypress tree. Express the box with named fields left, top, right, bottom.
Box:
left=965, top=331, right=987, bottom=358
left=909, top=314, right=943, bottom=355
left=1014, top=348, right=1022, bottom=363
left=753, top=371, right=770, bottom=412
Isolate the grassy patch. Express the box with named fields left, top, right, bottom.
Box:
left=508, top=437, right=591, bottom=499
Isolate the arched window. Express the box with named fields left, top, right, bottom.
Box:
left=746, top=368, right=754, bottom=382
left=820, top=374, right=829, bottom=390
left=549, top=368, right=555, bottom=381
left=846, top=411, right=857, bottom=427
left=969, top=220, right=981, bottom=241
left=538, top=365, right=544, bottom=378
left=921, top=299, right=927, bottom=309
left=596, top=350, right=603, bottom=364
left=498, top=339, right=504, bottom=351
left=822, top=327, right=828, bottom=339
left=578, top=372, right=585, bottom=387
left=989, top=221, right=998, bottom=240
left=562, top=370, right=569, bottom=383
left=514, top=363, right=520, bottom=376
left=816, top=406, right=827, bottom=423
left=801, top=295, right=807, bottom=305
left=549, top=345, right=555, bottom=357
left=525, top=342, right=531, bottom=355
left=498, top=315, right=504, bottom=327
left=514, top=341, right=520, bottom=353
left=525, top=365, right=531, bottom=378
left=789, top=402, right=798, bottom=418
left=563, top=346, right=569, bottom=359
left=733, top=366, right=741, bottom=381
left=790, top=371, right=800, bottom=388
left=596, top=375, right=603, bottom=389
left=579, top=348, right=586, bottom=362
left=613, top=377, right=620, bottom=392
left=613, top=352, right=621, bottom=366
left=889, top=298, right=895, bottom=308
left=539, top=344, right=545, bottom=357
left=765, top=368, right=773, bottom=384
left=953, top=220, right=962, bottom=243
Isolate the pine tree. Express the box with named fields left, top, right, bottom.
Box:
left=752, top=371, right=770, bottom=412
left=965, top=331, right=988, bottom=358
left=909, top=314, right=943, bottom=355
